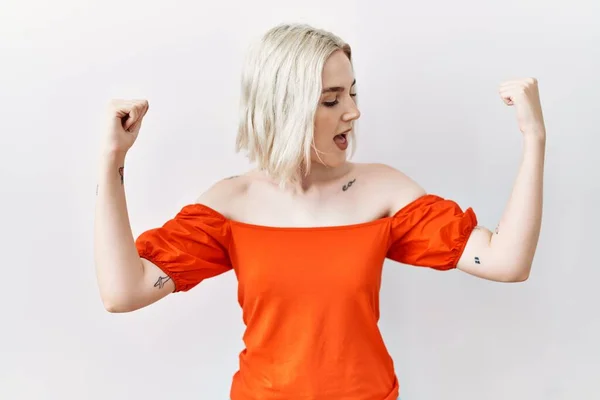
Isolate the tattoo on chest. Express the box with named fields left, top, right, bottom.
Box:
left=342, top=178, right=356, bottom=191
left=154, top=275, right=171, bottom=289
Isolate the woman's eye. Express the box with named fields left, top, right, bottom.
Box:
left=323, top=93, right=357, bottom=107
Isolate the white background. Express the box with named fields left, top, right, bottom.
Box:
left=1, top=0, right=599, bottom=399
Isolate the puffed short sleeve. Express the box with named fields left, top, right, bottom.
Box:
left=387, top=194, right=478, bottom=270
left=135, top=204, right=232, bottom=292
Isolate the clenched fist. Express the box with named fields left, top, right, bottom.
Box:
left=499, top=78, right=546, bottom=137
left=103, top=99, right=149, bottom=154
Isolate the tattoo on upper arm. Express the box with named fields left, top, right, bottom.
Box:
left=154, top=276, right=171, bottom=289
left=474, top=256, right=481, bottom=264
left=342, top=178, right=356, bottom=191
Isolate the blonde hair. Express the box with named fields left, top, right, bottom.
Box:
left=235, top=23, right=356, bottom=188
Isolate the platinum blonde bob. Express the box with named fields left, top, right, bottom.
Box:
left=235, top=23, right=356, bottom=188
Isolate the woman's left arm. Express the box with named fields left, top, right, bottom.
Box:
left=457, top=77, right=546, bottom=282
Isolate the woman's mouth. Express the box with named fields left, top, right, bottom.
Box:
left=333, top=132, right=349, bottom=151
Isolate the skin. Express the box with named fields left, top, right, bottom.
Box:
left=97, top=50, right=546, bottom=312
left=310, top=50, right=359, bottom=172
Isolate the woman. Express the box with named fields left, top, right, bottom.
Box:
left=94, top=23, right=546, bottom=400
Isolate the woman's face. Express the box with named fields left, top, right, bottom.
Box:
left=311, top=50, right=361, bottom=167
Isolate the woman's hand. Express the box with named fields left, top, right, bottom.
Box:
left=102, top=99, right=150, bottom=155
left=499, top=78, right=546, bottom=139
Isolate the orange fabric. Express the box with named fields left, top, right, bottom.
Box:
left=135, top=194, right=477, bottom=400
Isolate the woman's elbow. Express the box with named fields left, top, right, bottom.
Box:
left=101, top=293, right=138, bottom=313
left=507, top=263, right=532, bottom=282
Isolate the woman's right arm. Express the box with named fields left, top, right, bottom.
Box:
left=94, top=99, right=174, bottom=313
left=94, top=151, right=174, bottom=313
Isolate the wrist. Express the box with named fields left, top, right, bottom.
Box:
left=98, top=150, right=127, bottom=174
left=100, top=148, right=127, bottom=163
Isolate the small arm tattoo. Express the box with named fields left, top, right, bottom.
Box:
left=495, top=225, right=499, bottom=234
left=118, top=167, right=124, bottom=185
left=474, top=256, right=481, bottom=264
left=154, top=276, right=171, bottom=289
left=224, top=175, right=239, bottom=180
left=342, top=178, right=356, bottom=191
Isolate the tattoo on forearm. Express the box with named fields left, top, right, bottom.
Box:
left=118, top=167, right=124, bottom=185
left=474, top=256, right=481, bottom=264
left=154, top=276, right=171, bottom=289
left=342, top=178, right=356, bottom=191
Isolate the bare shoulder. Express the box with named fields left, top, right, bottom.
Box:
left=194, top=174, right=250, bottom=217
left=359, top=163, right=427, bottom=215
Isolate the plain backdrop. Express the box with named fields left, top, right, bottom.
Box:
left=1, top=1, right=599, bottom=399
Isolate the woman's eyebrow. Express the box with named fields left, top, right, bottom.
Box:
left=322, top=79, right=356, bottom=94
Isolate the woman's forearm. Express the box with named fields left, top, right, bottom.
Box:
left=94, top=150, right=143, bottom=307
left=489, top=133, right=546, bottom=280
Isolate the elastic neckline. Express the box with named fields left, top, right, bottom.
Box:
left=184, top=202, right=392, bottom=231
left=181, top=194, right=436, bottom=232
